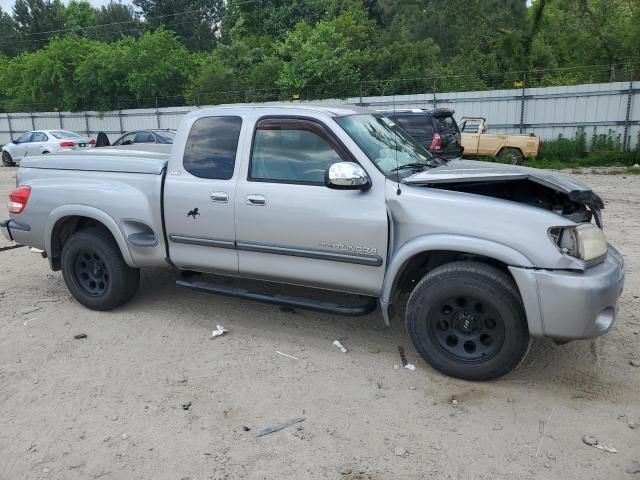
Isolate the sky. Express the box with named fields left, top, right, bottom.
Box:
left=0, top=0, right=132, bottom=13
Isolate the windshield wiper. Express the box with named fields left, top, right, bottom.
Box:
left=391, top=162, right=430, bottom=172
left=430, top=153, right=451, bottom=164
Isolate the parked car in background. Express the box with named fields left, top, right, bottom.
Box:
left=111, top=129, right=176, bottom=146
left=2, top=130, right=95, bottom=166
left=458, top=117, right=541, bottom=165
left=1, top=105, right=624, bottom=381
left=381, top=108, right=463, bottom=159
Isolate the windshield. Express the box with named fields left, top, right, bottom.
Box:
left=335, top=114, right=444, bottom=179
left=50, top=130, right=81, bottom=139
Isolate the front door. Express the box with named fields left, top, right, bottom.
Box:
left=235, top=117, right=388, bottom=296
left=164, top=115, right=244, bottom=275
left=11, top=132, right=32, bottom=162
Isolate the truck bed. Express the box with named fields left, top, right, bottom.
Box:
left=19, top=148, right=169, bottom=174
left=13, top=149, right=169, bottom=269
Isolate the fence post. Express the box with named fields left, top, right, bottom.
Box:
left=58, top=111, right=64, bottom=130
left=623, top=70, right=634, bottom=151
left=84, top=110, right=90, bottom=137
left=155, top=98, right=161, bottom=128
left=117, top=101, right=124, bottom=136
left=519, top=72, right=527, bottom=134
left=433, top=78, right=437, bottom=109
left=359, top=82, right=363, bottom=107
left=7, top=113, right=13, bottom=140
left=30, top=112, right=35, bottom=131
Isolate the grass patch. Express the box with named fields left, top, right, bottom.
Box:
left=477, top=129, right=640, bottom=170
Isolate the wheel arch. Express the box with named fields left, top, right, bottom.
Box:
left=380, top=234, right=534, bottom=326
left=46, top=205, right=135, bottom=271
left=497, top=145, right=524, bottom=159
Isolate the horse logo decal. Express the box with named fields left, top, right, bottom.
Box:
left=187, top=208, right=200, bottom=219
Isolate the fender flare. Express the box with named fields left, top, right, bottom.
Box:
left=379, top=234, right=534, bottom=325
left=46, top=204, right=136, bottom=269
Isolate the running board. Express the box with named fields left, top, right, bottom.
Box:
left=176, top=278, right=378, bottom=316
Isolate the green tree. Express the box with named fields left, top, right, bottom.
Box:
left=0, top=7, right=22, bottom=56
left=133, top=0, right=224, bottom=51
left=12, top=0, right=66, bottom=50
left=222, top=0, right=326, bottom=40
left=275, top=10, right=377, bottom=98
left=1, top=35, right=99, bottom=111
left=94, top=2, right=141, bottom=42
left=64, top=0, right=96, bottom=36
left=125, top=29, right=194, bottom=105
left=74, top=37, right=136, bottom=109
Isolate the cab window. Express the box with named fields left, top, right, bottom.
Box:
left=249, top=118, right=347, bottom=185
left=183, top=116, right=242, bottom=180
left=31, top=132, right=47, bottom=142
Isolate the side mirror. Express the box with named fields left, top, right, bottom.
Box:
left=325, top=162, right=371, bottom=190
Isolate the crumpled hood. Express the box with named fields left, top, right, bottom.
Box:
left=403, top=159, right=605, bottom=225
left=404, top=159, right=589, bottom=192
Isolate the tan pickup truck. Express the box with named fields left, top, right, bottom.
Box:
left=458, top=117, right=541, bottom=165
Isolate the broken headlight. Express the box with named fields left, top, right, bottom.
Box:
left=549, top=224, right=607, bottom=262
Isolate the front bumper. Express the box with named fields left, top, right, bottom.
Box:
left=510, top=246, right=625, bottom=341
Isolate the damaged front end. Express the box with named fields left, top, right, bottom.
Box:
left=402, top=160, right=604, bottom=228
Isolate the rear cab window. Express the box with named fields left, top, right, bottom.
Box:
left=183, top=116, right=242, bottom=180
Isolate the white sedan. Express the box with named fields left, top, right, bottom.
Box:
left=2, top=130, right=95, bottom=166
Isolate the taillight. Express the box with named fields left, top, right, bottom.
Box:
left=430, top=133, right=442, bottom=150
left=89, top=139, right=96, bottom=145
left=8, top=185, right=31, bottom=214
left=60, top=141, right=75, bottom=147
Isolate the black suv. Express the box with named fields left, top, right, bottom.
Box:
left=383, top=108, right=463, bottom=159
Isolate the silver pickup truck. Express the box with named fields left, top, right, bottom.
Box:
left=1, top=105, right=625, bottom=380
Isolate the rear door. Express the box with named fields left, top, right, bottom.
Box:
left=27, top=132, right=48, bottom=155
left=164, top=116, right=244, bottom=274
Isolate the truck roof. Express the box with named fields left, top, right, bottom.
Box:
left=192, top=103, right=372, bottom=118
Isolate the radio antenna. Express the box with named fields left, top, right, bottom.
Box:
left=393, top=95, right=401, bottom=196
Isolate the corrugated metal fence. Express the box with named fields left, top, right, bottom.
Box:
left=1, top=80, right=638, bottom=148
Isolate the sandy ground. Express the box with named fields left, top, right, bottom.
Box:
left=0, top=166, right=639, bottom=480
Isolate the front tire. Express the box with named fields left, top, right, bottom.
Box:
left=62, top=228, right=140, bottom=310
left=405, top=261, right=530, bottom=381
left=2, top=151, right=14, bottom=166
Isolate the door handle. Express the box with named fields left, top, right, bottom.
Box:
left=246, top=194, right=266, bottom=206
left=210, top=191, right=229, bottom=203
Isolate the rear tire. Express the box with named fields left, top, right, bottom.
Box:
left=405, top=261, right=530, bottom=381
left=61, top=228, right=140, bottom=310
left=499, top=148, right=524, bottom=165
left=2, top=151, right=14, bottom=166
